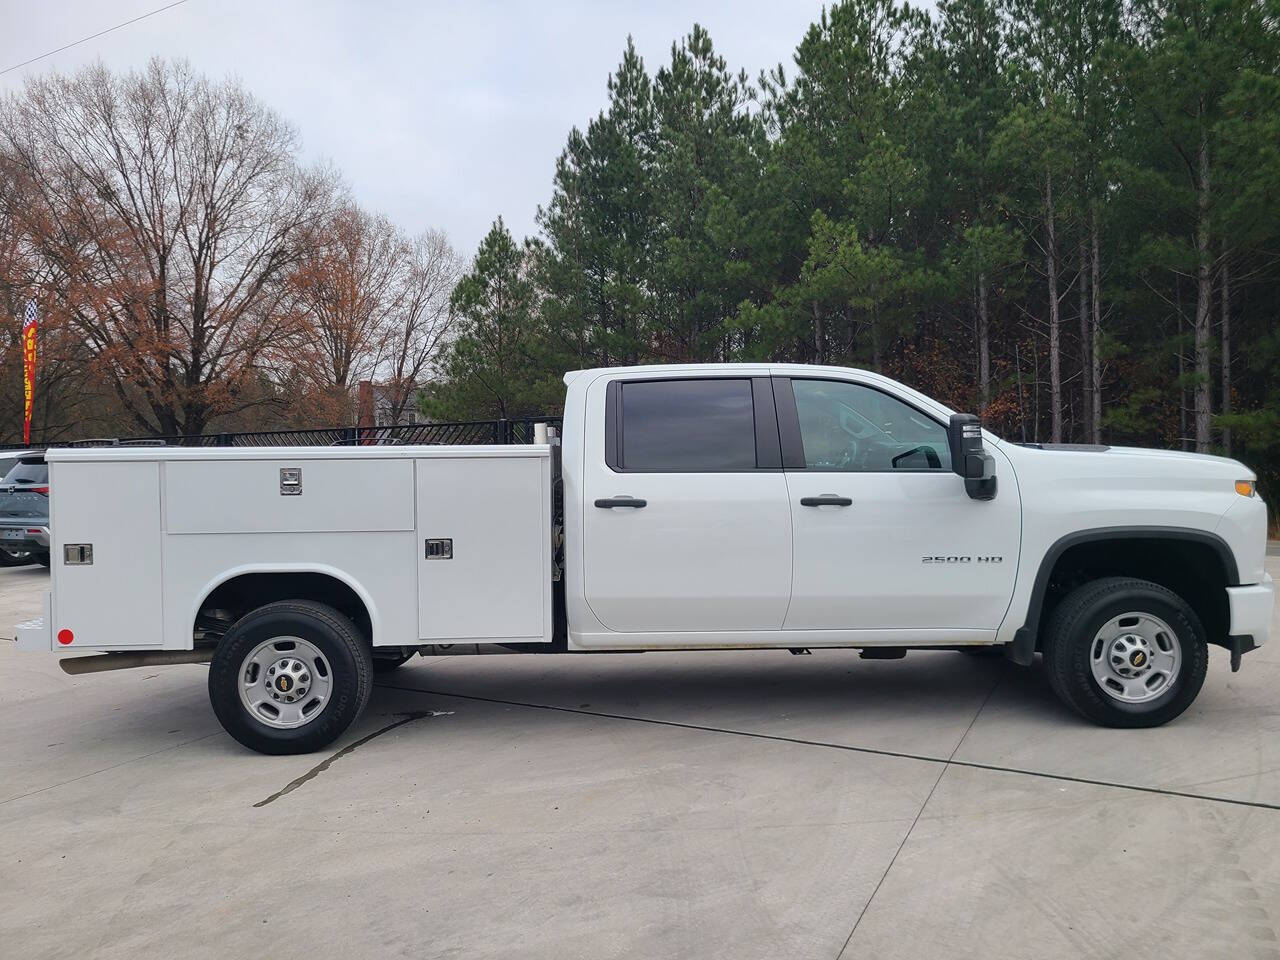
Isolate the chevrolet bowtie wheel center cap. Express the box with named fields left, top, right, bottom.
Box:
left=1109, top=634, right=1153, bottom=679
left=1089, top=612, right=1182, bottom=706
left=239, top=637, right=333, bottom=730
left=265, top=658, right=310, bottom=703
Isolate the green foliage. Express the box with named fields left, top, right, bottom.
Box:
left=429, top=1, right=1280, bottom=509
left=420, top=219, right=557, bottom=420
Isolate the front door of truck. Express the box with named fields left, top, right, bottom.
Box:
left=581, top=374, right=792, bottom=638
left=776, top=376, right=1020, bottom=636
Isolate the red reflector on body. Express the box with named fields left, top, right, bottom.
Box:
left=26, top=528, right=40, bottom=534
left=57, top=629, right=73, bottom=645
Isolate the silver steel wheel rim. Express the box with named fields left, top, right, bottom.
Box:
left=238, top=636, right=333, bottom=729
left=1089, top=612, right=1182, bottom=704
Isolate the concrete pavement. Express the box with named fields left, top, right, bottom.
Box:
left=1, top=562, right=1277, bottom=960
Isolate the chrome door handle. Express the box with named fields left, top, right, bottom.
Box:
left=594, top=497, right=647, bottom=509
left=800, top=495, right=852, bottom=507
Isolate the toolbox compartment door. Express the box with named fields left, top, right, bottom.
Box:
left=416, top=454, right=552, bottom=642
left=50, top=460, right=163, bottom=648
left=165, top=458, right=414, bottom=534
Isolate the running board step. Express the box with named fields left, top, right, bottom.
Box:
left=859, top=648, right=907, bottom=660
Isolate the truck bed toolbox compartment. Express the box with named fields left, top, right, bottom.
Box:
left=416, top=453, right=552, bottom=643
left=165, top=458, right=414, bottom=534
left=50, top=459, right=164, bottom=648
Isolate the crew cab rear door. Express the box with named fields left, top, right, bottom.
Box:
left=776, top=375, right=1019, bottom=636
left=581, top=373, right=792, bottom=637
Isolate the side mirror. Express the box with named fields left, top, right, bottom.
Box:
left=947, top=414, right=997, bottom=501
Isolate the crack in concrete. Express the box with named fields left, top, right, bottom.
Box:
left=252, top=710, right=451, bottom=808
left=0, top=731, right=223, bottom=807
left=835, top=670, right=1004, bottom=958
left=373, top=679, right=1280, bottom=813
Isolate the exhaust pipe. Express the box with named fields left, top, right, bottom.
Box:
left=60, top=650, right=213, bottom=675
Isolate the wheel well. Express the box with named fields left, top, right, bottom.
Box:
left=197, top=573, right=373, bottom=647
left=1036, top=536, right=1230, bottom=647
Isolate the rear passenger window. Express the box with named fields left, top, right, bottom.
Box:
left=620, top=379, right=757, bottom=471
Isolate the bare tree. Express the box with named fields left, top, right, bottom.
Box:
left=287, top=208, right=462, bottom=425
left=375, top=229, right=463, bottom=425
left=0, top=59, right=335, bottom=436
left=0, top=150, right=107, bottom=440
left=288, top=204, right=403, bottom=415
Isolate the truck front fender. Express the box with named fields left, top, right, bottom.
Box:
left=1007, top=526, right=1239, bottom=665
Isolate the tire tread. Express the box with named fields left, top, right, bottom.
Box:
left=209, top=599, right=373, bottom=755
left=1042, top=576, right=1208, bottom=728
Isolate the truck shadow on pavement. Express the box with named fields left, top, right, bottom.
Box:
left=367, top=650, right=1068, bottom=733
left=51, top=653, right=1063, bottom=767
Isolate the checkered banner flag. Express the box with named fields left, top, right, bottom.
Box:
left=22, top=298, right=37, bottom=444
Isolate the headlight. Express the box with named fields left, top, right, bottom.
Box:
left=1235, top=479, right=1256, bottom=497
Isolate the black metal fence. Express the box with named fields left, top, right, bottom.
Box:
left=1, top=416, right=562, bottom=451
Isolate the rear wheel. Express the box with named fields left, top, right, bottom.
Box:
left=1043, top=577, right=1207, bottom=728
left=209, top=600, right=373, bottom=755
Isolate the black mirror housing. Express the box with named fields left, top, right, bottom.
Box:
left=947, top=414, right=997, bottom=500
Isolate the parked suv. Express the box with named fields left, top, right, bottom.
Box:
left=0, top=452, right=50, bottom=567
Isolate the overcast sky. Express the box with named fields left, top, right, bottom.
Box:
left=1, top=0, right=832, bottom=255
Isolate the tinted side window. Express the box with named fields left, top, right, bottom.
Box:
left=791, top=379, right=951, bottom=472
left=3, top=460, right=47, bottom=483
left=621, top=379, right=757, bottom=471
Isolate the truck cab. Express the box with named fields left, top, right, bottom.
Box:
left=562, top=365, right=1019, bottom=647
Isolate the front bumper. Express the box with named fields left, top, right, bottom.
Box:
left=1226, top=574, right=1274, bottom=668
left=0, top=521, right=50, bottom=548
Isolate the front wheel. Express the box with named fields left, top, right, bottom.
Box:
left=1042, top=577, right=1208, bottom=728
left=209, top=600, right=373, bottom=755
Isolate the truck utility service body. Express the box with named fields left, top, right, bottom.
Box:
left=12, top=364, right=1274, bottom=754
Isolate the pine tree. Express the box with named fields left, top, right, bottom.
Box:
left=1122, top=0, right=1274, bottom=451
left=426, top=1, right=1280, bottom=511
left=537, top=38, right=657, bottom=368
left=421, top=219, right=547, bottom=420
left=650, top=25, right=764, bottom=361
left=929, top=0, right=1021, bottom=413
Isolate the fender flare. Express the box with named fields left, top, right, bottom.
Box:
left=1008, top=526, right=1238, bottom=665
left=191, top=562, right=382, bottom=644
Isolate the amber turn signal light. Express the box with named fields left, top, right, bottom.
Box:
left=1235, top=479, right=1256, bottom=497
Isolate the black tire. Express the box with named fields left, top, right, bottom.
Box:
left=1042, top=577, right=1208, bottom=728
left=372, top=651, right=415, bottom=673
left=0, top=546, right=34, bottom=567
left=34, top=551, right=50, bottom=567
left=209, top=600, right=373, bottom=755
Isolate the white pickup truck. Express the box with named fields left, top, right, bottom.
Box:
left=12, top=364, right=1274, bottom=754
